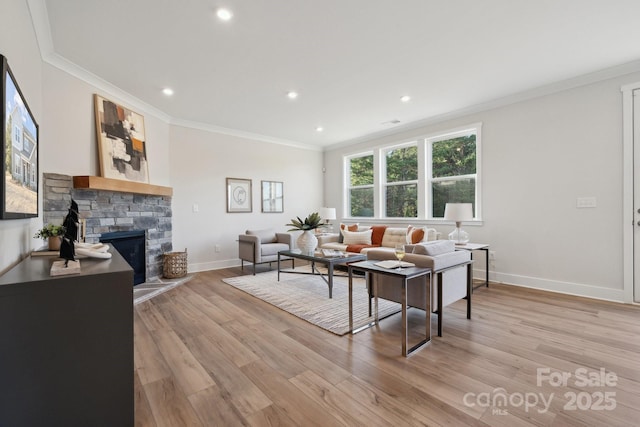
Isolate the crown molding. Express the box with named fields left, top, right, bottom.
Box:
left=327, top=58, right=640, bottom=151
left=26, top=0, right=316, bottom=151
left=170, top=118, right=321, bottom=152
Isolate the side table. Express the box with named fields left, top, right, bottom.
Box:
left=348, top=260, right=432, bottom=357
left=455, top=243, right=489, bottom=290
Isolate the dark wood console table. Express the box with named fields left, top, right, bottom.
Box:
left=0, top=247, right=134, bottom=426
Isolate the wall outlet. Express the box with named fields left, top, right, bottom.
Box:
left=215, top=244, right=221, bottom=253
left=192, top=203, right=199, bottom=213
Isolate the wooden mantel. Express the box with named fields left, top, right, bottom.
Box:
left=73, top=176, right=173, bottom=197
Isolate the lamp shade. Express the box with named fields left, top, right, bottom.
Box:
left=319, top=207, right=336, bottom=221
left=444, top=203, right=473, bottom=221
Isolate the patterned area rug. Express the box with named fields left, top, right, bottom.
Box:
left=222, top=268, right=401, bottom=335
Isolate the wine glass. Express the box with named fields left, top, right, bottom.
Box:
left=395, top=244, right=406, bottom=270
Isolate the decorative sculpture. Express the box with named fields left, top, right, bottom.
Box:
left=60, top=199, right=79, bottom=267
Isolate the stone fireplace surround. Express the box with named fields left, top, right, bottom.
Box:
left=42, top=173, right=173, bottom=281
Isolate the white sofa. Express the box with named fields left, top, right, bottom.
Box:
left=317, top=225, right=440, bottom=255
left=365, top=240, right=472, bottom=336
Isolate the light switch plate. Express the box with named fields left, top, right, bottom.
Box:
left=576, top=197, right=596, bottom=208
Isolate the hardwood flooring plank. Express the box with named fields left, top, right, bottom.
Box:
left=188, top=385, right=248, bottom=426
left=185, top=333, right=273, bottom=418
left=245, top=404, right=299, bottom=427
left=143, top=377, right=203, bottom=427
left=150, top=328, right=216, bottom=396
left=134, top=370, right=156, bottom=427
left=133, top=309, right=172, bottom=385
left=133, top=268, right=640, bottom=427
left=240, top=360, right=345, bottom=427
left=223, top=320, right=309, bottom=380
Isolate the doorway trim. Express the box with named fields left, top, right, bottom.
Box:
left=622, top=81, right=640, bottom=304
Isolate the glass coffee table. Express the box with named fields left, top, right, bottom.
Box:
left=277, top=250, right=366, bottom=298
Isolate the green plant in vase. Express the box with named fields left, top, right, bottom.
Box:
left=286, top=212, right=322, bottom=254
left=34, top=224, right=66, bottom=250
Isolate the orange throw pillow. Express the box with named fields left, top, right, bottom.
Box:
left=411, top=228, right=425, bottom=244
left=370, top=225, right=387, bottom=246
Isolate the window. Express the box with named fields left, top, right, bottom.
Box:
left=384, top=144, right=418, bottom=217
left=344, top=123, right=480, bottom=221
left=347, top=153, right=374, bottom=217
left=428, top=129, right=478, bottom=218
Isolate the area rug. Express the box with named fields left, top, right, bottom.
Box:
left=222, top=268, right=401, bottom=335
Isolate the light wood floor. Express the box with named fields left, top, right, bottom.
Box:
left=134, top=266, right=640, bottom=426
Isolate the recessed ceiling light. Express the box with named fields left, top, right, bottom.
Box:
left=216, top=8, right=233, bottom=21
left=316, top=126, right=324, bottom=132
left=287, top=91, right=298, bottom=99
left=162, top=88, right=174, bottom=96
left=400, top=95, right=411, bottom=102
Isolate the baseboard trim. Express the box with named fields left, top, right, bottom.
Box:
left=189, top=259, right=240, bottom=273
left=474, top=269, right=626, bottom=303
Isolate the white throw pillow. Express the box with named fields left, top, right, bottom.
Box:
left=342, top=229, right=373, bottom=245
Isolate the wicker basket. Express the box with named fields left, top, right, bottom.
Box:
left=163, top=249, right=188, bottom=279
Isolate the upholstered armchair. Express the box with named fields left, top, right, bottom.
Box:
left=366, top=240, right=472, bottom=336
left=238, top=229, right=294, bottom=275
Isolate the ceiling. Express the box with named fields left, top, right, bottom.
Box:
left=37, top=0, right=640, bottom=148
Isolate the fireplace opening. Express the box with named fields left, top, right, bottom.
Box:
left=100, top=230, right=146, bottom=285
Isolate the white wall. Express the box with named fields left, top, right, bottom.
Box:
left=41, top=64, right=172, bottom=185
left=169, top=125, right=324, bottom=272
left=0, top=0, right=43, bottom=274
left=324, top=72, right=640, bottom=303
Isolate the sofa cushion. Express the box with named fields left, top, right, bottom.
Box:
left=339, top=223, right=359, bottom=243
left=345, top=244, right=377, bottom=253
left=246, top=228, right=277, bottom=244
left=411, top=240, right=455, bottom=256
left=380, top=227, right=409, bottom=248
left=261, top=243, right=290, bottom=256
left=370, top=225, right=387, bottom=246
left=342, top=229, right=373, bottom=245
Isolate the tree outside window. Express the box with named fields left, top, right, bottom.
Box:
left=430, top=133, right=476, bottom=218
left=348, top=154, right=374, bottom=217
left=343, top=124, right=480, bottom=220
left=385, top=145, right=417, bottom=217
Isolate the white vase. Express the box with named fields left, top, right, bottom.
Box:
left=297, top=230, right=318, bottom=255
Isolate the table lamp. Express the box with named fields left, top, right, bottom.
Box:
left=319, top=207, right=336, bottom=232
left=444, top=203, right=473, bottom=244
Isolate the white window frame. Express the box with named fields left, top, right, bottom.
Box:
left=382, top=141, right=419, bottom=218
left=343, top=123, right=481, bottom=222
left=344, top=151, right=375, bottom=218
left=426, top=124, right=482, bottom=220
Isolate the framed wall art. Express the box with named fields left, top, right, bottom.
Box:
left=1, top=54, right=39, bottom=219
left=226, top=178, right=252, bottom=212
left=94, top=94, right=149, bottom=183
left=261, top=180, right=283, bottom=213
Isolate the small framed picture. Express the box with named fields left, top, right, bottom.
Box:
left=226, top=178, right=252, bottom=212
left=261, top=181, right=283, bottom=213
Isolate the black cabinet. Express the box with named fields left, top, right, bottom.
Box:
left=0, top=247, right=134, bottom=427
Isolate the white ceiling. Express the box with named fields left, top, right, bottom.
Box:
left=36, top=0, right=640, bottom=148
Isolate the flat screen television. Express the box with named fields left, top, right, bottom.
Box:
left=1, top=54, right=39, bottom=219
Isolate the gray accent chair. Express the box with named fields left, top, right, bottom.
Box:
left=366, top=240, right=472, bottom=336
left=238, top=229, right=294, bottom=275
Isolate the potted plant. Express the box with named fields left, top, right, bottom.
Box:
left=34, top=224, right=66, bottom=250
left=286, top=212, right=322, bottom=254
